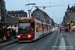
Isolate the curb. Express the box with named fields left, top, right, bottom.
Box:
left=0, top=39, right=18, bottom=48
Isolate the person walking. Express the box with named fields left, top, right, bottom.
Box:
left=3, top=28, right=7, bottom=41
left=12, top=29, right=16, bottom=38
left=6, top=29, right=10, bottom=41
left=60, top=27, right=61, bottom=33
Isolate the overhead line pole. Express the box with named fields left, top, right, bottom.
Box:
left=25, top=3, right=36, bottom=17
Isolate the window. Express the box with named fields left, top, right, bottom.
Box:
left=48, top=26, right=50, bottom=30
left=8, top=14, right=10, bottom=16
left=44, top=19, right=45, bottom=21
left=0, top=9, right=1, bottom=12
left=67, top=10, right=70, bottom=12
left=43, top=25, right=47, bottom=31
left=71, top=13, right=72, bottom=16
left=67, top=13, right=69, bottom=16
left=71, top=10, right=72, bottom=12
left=41, top=12, right=43, bottom=14
left=11, top=14, right=13, bottom=16
left=36, top=23, right=43, bottom=32
left=21, top=13, right=22, bottom=16
left=19, top=23, right=30, bottom=34
left=18, top=14, right=20, bottom=16
left=36, top=12, right=39, bottom=15
left=18, top=17, right=20, bottom=19
left=0, top=16, right=1, bottom=20
left=33, top=13, right=35, bottom=14
left=36, top=16, right=39, bottom=18
left=71, top=17, right=73, bottom=20
left=15, top=14, right=16, bottom=16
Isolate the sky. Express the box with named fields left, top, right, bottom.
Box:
left=4, top=0, right=75, bottom=24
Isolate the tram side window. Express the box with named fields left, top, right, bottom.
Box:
left=48, top=26, right=50, bottom=30
left=31, top=23, right=34, bottom=33
left=36, top=23, right=43, bottom=32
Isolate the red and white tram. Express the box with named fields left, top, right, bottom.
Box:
left=17, top=17, right=51, bottom=42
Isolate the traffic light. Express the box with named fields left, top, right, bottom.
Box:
left=71, top=21, right=73, bottom=25
left=71, top=21, right=73, bottom=23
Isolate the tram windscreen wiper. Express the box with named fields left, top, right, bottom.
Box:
left=19, top=29, right=30, bottom=34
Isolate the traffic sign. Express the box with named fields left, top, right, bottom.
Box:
left=67, top=22, right=70, bottom=24
left=71, top=23, right=73, bottom=25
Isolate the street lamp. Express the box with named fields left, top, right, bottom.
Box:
left=25, top=3, right=36, bottom=17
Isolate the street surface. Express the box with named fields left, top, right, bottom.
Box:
left=60, top=32, right=75, bottom=50
left=0, top=29, right=60, bottom=50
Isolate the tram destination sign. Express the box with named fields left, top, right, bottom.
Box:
left=19, top=20, right=30, bottom=22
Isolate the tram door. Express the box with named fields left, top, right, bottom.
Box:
left=31, top=22, right=35, bottom=39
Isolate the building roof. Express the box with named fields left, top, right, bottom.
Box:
left=70, top=6, right=75, bottom=9
left=7, top=10, right=27, bottom=13
left=67, top=5, right=70, bottom=10
left=32, top=8, right=51, bottom=19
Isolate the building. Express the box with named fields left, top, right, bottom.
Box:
left=62, top=5, right=75, bottom=32
left=7, top=10, right=27, bottom=19
left=0, top=0, right=6, bottom=22
left=31, top=8, right=51, bottom=24
left=65, top=5, right=75, bottom=25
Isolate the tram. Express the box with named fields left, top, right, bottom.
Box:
left=17, top=17, right=51, bottom=42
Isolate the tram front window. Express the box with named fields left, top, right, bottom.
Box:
left=19, top=23, right=30, bottom=34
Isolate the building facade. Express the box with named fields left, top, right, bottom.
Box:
left=31, top=8, right=51, bottom=24
left=0, top=0, right=6, bottom=22
left=65, top=5, right=75, bottom=25
left=7, top=10, right=27, bottom=19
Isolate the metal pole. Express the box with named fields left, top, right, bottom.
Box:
left=25, top=3, right=36, bottom=17
left=28, top=10, right=31, bottom=17
left=69, top=12, right=72, bottom=33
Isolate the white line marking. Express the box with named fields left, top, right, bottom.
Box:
left=52, top=29, right=59, bottom=50
left=59, top=33, right=66, bottom=50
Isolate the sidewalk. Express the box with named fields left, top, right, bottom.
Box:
left=0, top=38, right=18, bottom=48
left=61, top=31, right=75, bottom=50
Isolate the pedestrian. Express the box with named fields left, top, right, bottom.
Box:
left=12, top=29, right=16, bottom=38
left=6, top=29, right=10, bottom=41
left=60, top=27, right=61, bottom=33
left=3, top=28, right=7, bottom=41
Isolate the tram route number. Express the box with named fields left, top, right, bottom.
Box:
left=20, top=20, right=30, bottom=22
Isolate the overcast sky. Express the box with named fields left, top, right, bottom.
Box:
left=4, top=0, right=75, bottom=24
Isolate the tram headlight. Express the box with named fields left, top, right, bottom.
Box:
left=28, top=35, right=32, bottom=38
left=18, top=35, right=21, bottom=38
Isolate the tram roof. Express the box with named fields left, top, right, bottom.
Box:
left=20, top=17, right=33, bottom=20
left=34, top=18, right=42, bottom=23
left=20, top=17, right=51, bottom=26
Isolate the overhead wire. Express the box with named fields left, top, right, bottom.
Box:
left=6, top=0, right=14, bottom=10
left=49, top=0, right=58, bottom=23
left=27, top=0, right=30, bottom=3
left=6, top=0, right=14, bottom=5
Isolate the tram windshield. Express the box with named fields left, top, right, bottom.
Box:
left=19, top=23, right=30, bottom=34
